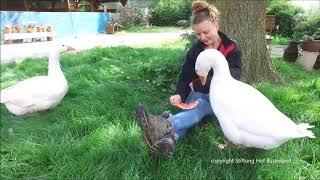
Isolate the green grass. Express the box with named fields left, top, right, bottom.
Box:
left=1, top=41, right=319, bottom=179
left=272, top=35, right=289, bottom=45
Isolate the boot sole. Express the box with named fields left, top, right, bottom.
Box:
left=153, top=137, right=175, bottom=158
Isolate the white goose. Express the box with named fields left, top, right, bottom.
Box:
left=195, top=49, right=315, bottom=150
left=0, top=44, right=75, bottom=116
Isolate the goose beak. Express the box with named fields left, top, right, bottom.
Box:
left=199, top=76, right=207, bottom=86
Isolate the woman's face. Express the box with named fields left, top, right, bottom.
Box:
left=193, top=20, right=219, bottom=46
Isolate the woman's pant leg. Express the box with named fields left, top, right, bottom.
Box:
left=172, top=92, right=214, bottom=139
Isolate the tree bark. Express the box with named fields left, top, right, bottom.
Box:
left=208, top=0, right=280, bottom=83
left=23, top=0, right=30, bottom=11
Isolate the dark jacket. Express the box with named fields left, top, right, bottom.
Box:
left=175, top=31, right=242, bottom=102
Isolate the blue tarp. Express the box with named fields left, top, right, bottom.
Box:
left=0, top=11, right=110, bottom=38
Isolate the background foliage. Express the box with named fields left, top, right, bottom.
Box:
left=266, top=0, right=303, bottom=37
left=149, top=0, right=192, bottom=26
left=292, top=13, right=320, bottom=41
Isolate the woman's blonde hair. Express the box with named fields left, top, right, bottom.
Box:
left=191, top=0, right=220, bottom=24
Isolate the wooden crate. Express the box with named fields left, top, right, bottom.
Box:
left=2, top=32, right=54, bottom=44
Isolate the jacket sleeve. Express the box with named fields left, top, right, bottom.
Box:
left=227, top=46, right=242, bottom=80
left=175, top=47, right=198, bottom=102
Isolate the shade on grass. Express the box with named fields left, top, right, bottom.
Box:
left=0, top=41, right=319, bottom=179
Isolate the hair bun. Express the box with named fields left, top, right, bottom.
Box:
left=192, top=1, right=210, bottom=14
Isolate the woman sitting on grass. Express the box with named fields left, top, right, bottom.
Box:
left=134, top=0, right=242, bottom=158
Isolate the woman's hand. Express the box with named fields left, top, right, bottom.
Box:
left=170, top=94, right=198, bottom=110
left=170, top=94, right=181, bottom=105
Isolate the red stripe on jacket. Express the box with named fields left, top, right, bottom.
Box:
left=218, top=43, right=235, bottom=57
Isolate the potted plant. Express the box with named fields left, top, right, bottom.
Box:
left=284, top=13, right=319, bottom=65
left=294, top=14, right=319, bottom=70
left=14, top=25, right=23, bottom=33
left=24, top=22, right=36, bottom=33
left=41, top=25, right=46, bottom=32
left=292, top=13, right=320, bottom=52
left=45, top=25, right=53, bottom=41
left=3, top=24, right=13, bottom=33
left=46, top=25, right=53, bottom=32
left=298, top=35, right=320, bottom=52
left=35, top=25, right=42, bottom=32
left=283, top=41, right=299, bottom=63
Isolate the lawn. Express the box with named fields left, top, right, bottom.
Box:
left=0, top=40, right=319, bottom=179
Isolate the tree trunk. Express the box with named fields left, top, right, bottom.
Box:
left=1, top=0, right=6, bottom=10
left=208, top=0, right=280, bottom=83
left=23, top=0, right=30, bottom=11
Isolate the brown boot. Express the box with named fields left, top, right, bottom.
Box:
left=134, top=104, right=177, bottom=157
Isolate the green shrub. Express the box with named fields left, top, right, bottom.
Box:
left=117, top=6, right=147, bottom=28
left=118, top=6, right=137, bottom=28
left=267, top=0, right=303, bottom=37
left=272, top=35, right=289, bottom=45
left=150, top=0, right=192, bottom=26
left=181, top=32, right=197, bottom=49
left=292, top=13, right=320, bottom=41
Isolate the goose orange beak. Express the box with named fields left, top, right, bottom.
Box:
left=199, top=76, right=207, bottom=86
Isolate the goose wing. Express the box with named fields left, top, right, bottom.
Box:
left=212, top=81, right=299, bottom=139
left=1, top=76, right=53, bottom=107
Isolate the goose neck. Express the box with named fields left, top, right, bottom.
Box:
left=211, top=60, right=232, bottom=80
left=48, top=53, right=63, bottom=78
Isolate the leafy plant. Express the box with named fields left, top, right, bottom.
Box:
left=150, top=0, right=192, bottom=26
left=181, top=32, right=197, bottom=49
left=272, top=35, right=289, bottom=45
left=24, top=22, right=36, bottom=29
left=4, top=24, right=12, bottom=30
left=117, top=5, right=146, bottom=28
left=267, top=0, right=303, bottom=37
left=118, top=5, right=136, bottom=27
left=13, top=24, right=21, bottom=28
left=46, top=25, right=53, bottom=32
left=292, top=13, right=320, bottom=41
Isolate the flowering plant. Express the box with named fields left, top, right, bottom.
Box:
left=46, top=25, right=53, bottom=32
left=3, top=24, right=13, bottom=33
left=4, top=24, right=12, bottom=30
left=24, top=22, right=36, bottom=29
left=14, top=24, right=23, bottom=33
left=14, top=24, right=22, bottom=28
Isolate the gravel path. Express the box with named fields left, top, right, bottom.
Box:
left=0, top=32, right=286, bottom=64
left=0, top=32, right=186, bottom=64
